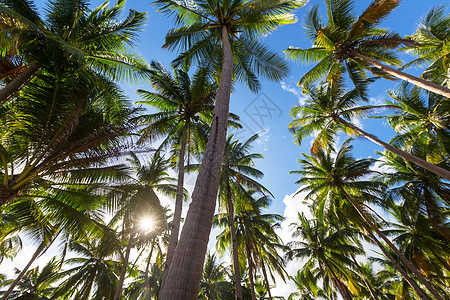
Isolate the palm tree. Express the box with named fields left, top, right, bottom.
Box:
left=193, top=134, right=270, bottom=300
left=134, top=61, right=218, bottom=279
left=381, top=147, right=450, bottom=241
left=291, top=140, right=444, bottom=300
left=153, top=1, right=304, bottom=297
left=288, top=267, right=337, bottom=300
left=385, top=82, right=450, bottom=158
left=288, top=81, right=450, bottom=180
left=215, top=190, right=285, bottom=300
left=0, top=257, right=62, bottom=299
left=402, top=5, right=450, bottom=87
left=385, top=204, right=450, bottom=297
left=0, top=0, right=149, bottom=104
left=110, top=152, right=171, bottom=300
left=52, top=236, right=122, bottom=299
left=287, top=213, right=361, bottom=300
left=198, top=252, right=234, bottom=300
left=285, top=0, right=450, bottom=98
left=0, top=172, right=114, bottom=300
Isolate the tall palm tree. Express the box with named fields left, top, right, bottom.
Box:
left=385, top=204, right=450, bottom=297
left=198, top=252, right=234, bottom=300
left=291, top=140, right=444, bottom=300
left=288, top=267, right=337, bottom=300
left=402, top=5, right=450, bottom=87
left=109, top=152, right=171, bottom=300
left=215, top=190, right=285, bottom=300
left=192, top=134, right=270, bottom=300
left=285, top=0, right=450, bottom=98
left=288, top=81, right=450, bottom=180
left=134, top=61, right=218, bottom=279
left=0, top=257, right=62, bottom=300
left=0, top=0, right=149, bottom=104
left=381, top=147, right=450, bottom=241
left=385, top=82, right=450, bottom=158
left=52, top=235, right=122, bottom=299
left=154, top=1, right=304, bottom=297
left=287, top=213, right=361, bottom=300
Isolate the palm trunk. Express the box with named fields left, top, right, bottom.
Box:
left=339, top=187, right=442, bottom=300
left=114, top=233, right=136, bottom=300
left=338, top=117, right=450, bottom=180
left=159, top=25, right=233, bottom=300
left=161, top=121, right=188, bottom=285
left=245, top=242, right=257, bottom=300
left=226, top=184, right=243, bottom=300
left=351, top=52, right=450, bottom=99
left=1, top=241, right=46, bottom=300
left=350, top=255, right=378, bottom=300
left=145, top=242, right=155, bottom=300
left=363, top=226, right=429, bottom=299
left=0, top=62, right=39, bottom=104
left=260, top=257, right=273, bottom=300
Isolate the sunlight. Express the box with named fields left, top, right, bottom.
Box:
left=138, top=216, right=155, bottom=233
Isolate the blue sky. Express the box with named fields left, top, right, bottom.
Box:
left=5, top=0, right=446, bottom=296
left=29, top=0, right=443, bottom=229
left=106, top=0, right=443, bottom=217
left=32, top=0, right=443, bottom=216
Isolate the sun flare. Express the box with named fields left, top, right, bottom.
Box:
left=138, top=216, right=155, bottom=233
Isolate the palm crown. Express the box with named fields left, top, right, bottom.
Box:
left=154, top=0, right=305, bottom=92
left=285, top=0, right=415, bottom=99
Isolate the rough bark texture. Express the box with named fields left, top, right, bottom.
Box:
left=161, top=122, right=188, bottom=286
left=338, top=117, right=450, bottom=180
left=352, top=52, right=450, bottom=99
left=114, top=233, right=135, bottom=300
left=1, top=242, right=46, bottom=300
left=0, top=62, right=39, bottom=104
left=226, top=184, right=243, bottom=300
left=340, top=188, right=440, bottom=300
left=159, top=26, right=234, bottom=300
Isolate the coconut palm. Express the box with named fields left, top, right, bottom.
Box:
left=288, top=267, right=336, bottom=300
left=109, top=152, right=172, bottom=300
left=285, top=0, right=450, bottom=98
left=288, top=81, right=450, bottom=180
left=291, top=139, right=444, bottom=299
left=154, top=1, right=304, bottom=297
left=381, top=147, right=450, bottom=241
left=134, top=61, right=225, bottom=280
left=385, top=204, right=450, bottom=296
left=402, top=5, right=450, bottom=87
left=215, top=189, right=285, bottom=300
left=0, top=0, right=149, bottom=104
left=385, top=82, right=450, bottom=158
left=287, top=213, right=361, bottom=300
left=52, top=235, right=122, bottom=299
left=0, top=257, right=62, bottom=300
left=191, top=134, right=270, bottom=300
left=198, top=252, right=234, bottom=300
left=0, top=171, right=114, bottom=300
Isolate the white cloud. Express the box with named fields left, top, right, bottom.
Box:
left=280, top=81, right=308, bottom=105
left=369, top=96, right=385, bottom=106
left=256, top=128, right=271, bottom=152
left=271, top=189, right=313, bottom=298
